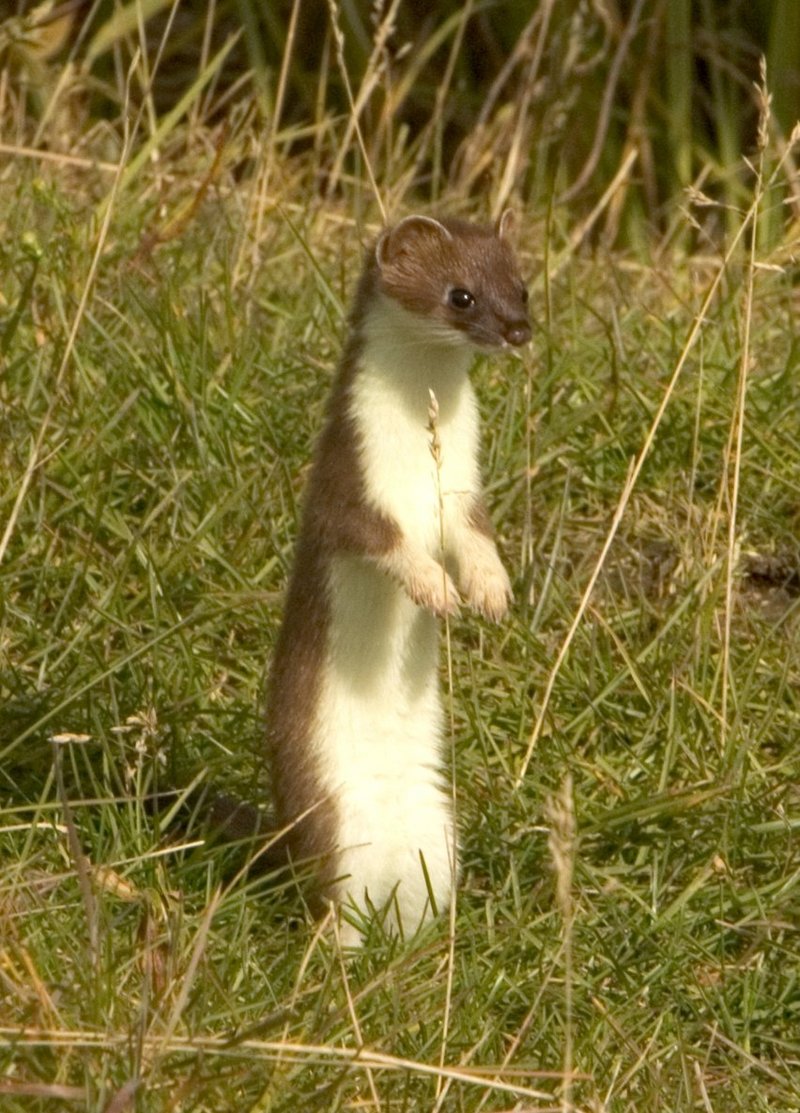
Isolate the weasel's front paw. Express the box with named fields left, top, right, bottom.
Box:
left=381, top=546, right=460, bottom=618
left=461, top=557, right=512, bottom=623
left=406, top=561, right=460, bottom=618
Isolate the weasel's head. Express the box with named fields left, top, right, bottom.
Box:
left=373, top=211, right=531, bottom=351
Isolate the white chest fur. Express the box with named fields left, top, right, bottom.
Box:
left=353, top=298, right=481, bottom=554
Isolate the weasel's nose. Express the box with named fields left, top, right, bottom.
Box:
left=504, top=321, right=531, bottom=347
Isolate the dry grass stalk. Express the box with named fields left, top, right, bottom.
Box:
left=426, top=386, right=461, bottom=1110
left=324, top=0, right=393, bottom=221
left=546, top=776, right=576, bottom=1113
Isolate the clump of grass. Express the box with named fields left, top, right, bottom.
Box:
left=3, top=7, right=800, bottom=1113
left=6, top=1, right=800, bottom=243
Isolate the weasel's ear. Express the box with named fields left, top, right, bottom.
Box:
left=496, top=208, right=518, bottom=243
left=376, top=215, right=452, bottom=269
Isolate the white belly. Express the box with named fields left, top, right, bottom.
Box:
left=312, top=554, right=456, bottom=940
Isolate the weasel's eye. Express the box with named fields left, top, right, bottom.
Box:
left=448, top=288, right=475, bottom=310
left=520, top=286, right=529, bottom=304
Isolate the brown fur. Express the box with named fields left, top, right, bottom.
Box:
left=468, top=495, right=497, bottom=539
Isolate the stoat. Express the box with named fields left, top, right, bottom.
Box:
left=266, top=212, right=531, bottom=945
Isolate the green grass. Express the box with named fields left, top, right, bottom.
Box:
left=3, top=77, right=800, bottom=1113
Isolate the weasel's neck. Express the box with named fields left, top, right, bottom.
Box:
left=355, top=294, right=473, bottom=419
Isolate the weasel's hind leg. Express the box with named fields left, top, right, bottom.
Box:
left=331, top=788, right=457, bottom=945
